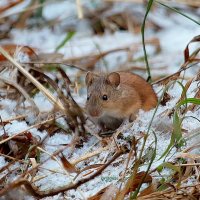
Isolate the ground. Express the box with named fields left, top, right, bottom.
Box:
left=0, top=1, right=200, bottom=199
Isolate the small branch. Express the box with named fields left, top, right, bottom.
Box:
left=0, top=144, right=71, bottom=197
left=76, top=0, right=83, bottom=19
left=23, top=62, right=88, bottom=72
left=71, top=146, right=109, bottom=165
left=2, top=115, right=27, bottom=123
left=0, top=148, right=125, bottom=197
left=0, top=77, right=39, bottom=115
left=152, top=62, right=199, bottom=85
left=0, top=46, right=65, bottom=111
left=175, top=163, right=200, bottom=167
left=0, top=114, right=64, bottom=145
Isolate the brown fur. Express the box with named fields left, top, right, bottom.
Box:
left=85, top=71, right=157, bottom=130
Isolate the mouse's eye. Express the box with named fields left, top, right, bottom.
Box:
left=87, top=96, right=90, bottom=101
left=102, top=94, right=108, bottom=101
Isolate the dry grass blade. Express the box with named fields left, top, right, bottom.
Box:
left=186, top=88, right=200, bottom=112
left=182, top=143, right=200, bottom=154
left=153, top=62, right=198, bottom=85
left=76, top=0, right=83, bottom=19
left=0, top=46, right=65, bottom=111
left=175, top=163, right=200, bottom=167
left=137, top=184, right=200, bottom=200
left=119, top=137, right=137, bottom=191
left=45, top=37, right=159, bottom=70
left=139, top=182, right=158, bottom=197
left=153, top=71, right=181, bottom=85
left=184, top=35, right=200, bottom=63
left=0, top=2, right=199, bottom=200
left=0, top=154, right=20, bottom=163
left=23, top=61, right=87, bottom=72
left=0, top=0, right=50, bottom=19
left=0, top=114, right=63, bottom=145
left=71, top=146, right=109, bottom=165
left=167, top=0, right=200, bottom=6
left=176, top=152, right=200, bottom=160
left=28, top=66, right=85, bottom=135
left=0, top=148, right=124, bottom=198
left=104, top=0, right=200, bottom=6
left=35, top=146, right=81, bottom=187
left=154, top=35, right=200, bottom=85
left=73, top=164, right=104, bottom=180
left=60, top=154, right=78, bottom=173
left=116, top=171, right=152, bottom=200
left=99, top=184, right=118, bottom=200
left=0, top=77, right=39, bottom=115
left=2, top=115, right=27, bottom=123
left=0, top=0, right=23, bottom=14
left=87, top=184, right=118, bottom=200
left=14, top=1, right=38, bottom=29
left=177, top=77, right=194, bottom=103
left=0, top=44, right=37, bottom=61
left=0, top=144, right=71, bottom=197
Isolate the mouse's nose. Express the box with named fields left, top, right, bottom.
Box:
left=89, top=109, right=100, bottom=117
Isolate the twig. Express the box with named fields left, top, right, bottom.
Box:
left=0, top=144, right=71, bottom=197
left=0, top=153, right=28, bottom=164
left=71, top=146, right=109, bottom=165
left=76, top=0, right=83, bottom=19
left=152, top=62, right=199, bottom=85
left=0, top=77, right=39, bottom=115
left=0, top=116, right=6, bottom=135
left=104, top=0, right=200, bottom=7
left=23, top=62, right=88, bottom=72
left=1, top=115, right=27, bottom=123
left=0, top=46, right=65, bottom=111
left=0, top=0, right=50, bottom=19
left=119, top=138, right=136, bottom=191
left=0, top=148, right=124, bottom=197
left=0, top=114, right=64, bottom=145
left=175, top=163, right=200, bottom=167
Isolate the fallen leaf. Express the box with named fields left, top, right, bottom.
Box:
left=88, top=184, right=118, bottom=200
left=160, top=92, right=171, bottom=106
left=0, top=44, right=37, bottom=61
left=139, top=181, right=158, bottom=197
left=60, top=153, right=78, bottom=173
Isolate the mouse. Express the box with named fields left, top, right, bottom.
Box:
left=85, top=71, right=158, bottom=131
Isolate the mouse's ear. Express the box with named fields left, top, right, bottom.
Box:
left=107, top=72, right=120, bottom=87
left=85, top=71, right=94, bottom=86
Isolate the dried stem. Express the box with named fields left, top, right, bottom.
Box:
left=0, top=148, right=125, bottom=197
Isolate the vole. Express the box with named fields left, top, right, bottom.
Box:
left=85, top=71, right=157, bottom=131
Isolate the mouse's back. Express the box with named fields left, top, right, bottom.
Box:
left=118, top=72, right=157, bottom=110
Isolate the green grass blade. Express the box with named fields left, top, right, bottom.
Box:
left=156, top=1, right=200, bottom=26
left=159, top=109, right=182, bottom=160
left=141, top=0, right=154, bottom=83
left=131, top=131, right=157, bottom=199
left=173, top=111, right=182, bottom=141
left=159, top=132, right=175, bottom=160
left=35, top=0, right=46, bottom=18
left=56, top=31, right=76, bottom=52
left=177, top=98, right=200, bottom=108
left=158, top=162, right=181, bottom=173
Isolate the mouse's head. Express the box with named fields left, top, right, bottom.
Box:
left=85, top=72, right=121, bottom=118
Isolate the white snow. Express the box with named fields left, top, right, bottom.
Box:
left=3, top=120, right=29, bottom=136
left=43, top=1, right=77, bottom=21
left=0, top=1, right=199, bottom=199
left=33, top=92, right=54, bottom=112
